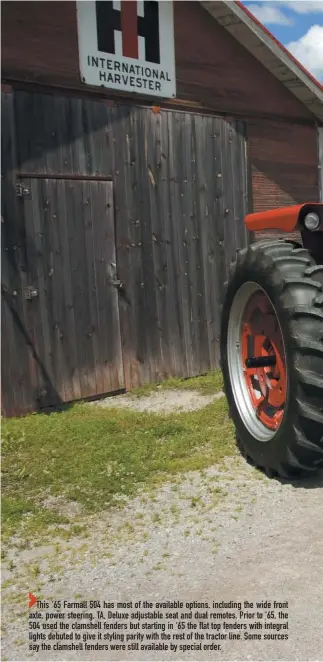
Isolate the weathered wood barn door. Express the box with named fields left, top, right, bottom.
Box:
left=15, top=177, right=124, bottom=408
left=2, top=89, right=250, bottom=415
left=114, top=108, right=250, bottom=386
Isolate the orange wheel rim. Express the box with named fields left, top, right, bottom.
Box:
left=241, top=291, right=287, bottom=432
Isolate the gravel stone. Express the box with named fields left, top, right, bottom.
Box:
left=2, top=391, right=323, bottom=662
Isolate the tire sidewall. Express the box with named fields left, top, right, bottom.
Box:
left=220, top=253, right=299, bottom=470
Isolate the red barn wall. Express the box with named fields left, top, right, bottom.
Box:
left=2, top=0, right=320, bottom=210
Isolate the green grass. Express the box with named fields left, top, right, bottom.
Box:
left=2, top=374, right=233, bottom=543
left=129, top=370, right=224, bottom=397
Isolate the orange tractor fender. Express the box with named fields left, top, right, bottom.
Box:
left=245, top=202, right=323, bottom=233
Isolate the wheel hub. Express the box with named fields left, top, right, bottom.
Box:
left=241, top=292, right=286, bottom=431
left=226, top=281, right=288, bottom=442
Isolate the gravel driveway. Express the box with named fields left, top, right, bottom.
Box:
left=2, top=390, right=323, bottom=662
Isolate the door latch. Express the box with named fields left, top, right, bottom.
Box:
left=112, top=279, right=124, bottom=289
left=109, top=262, right=125, bottom=291
left=24, top=286, right=39, bottom=300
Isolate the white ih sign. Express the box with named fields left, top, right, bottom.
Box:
left=76, top=0, right=176, bottom=99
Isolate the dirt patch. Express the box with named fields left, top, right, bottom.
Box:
left=41, top=495, right=84, bottom=519
left=89, top=388, right=225, bottom=413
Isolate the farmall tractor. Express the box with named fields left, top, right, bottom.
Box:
left=220, top=203, right=323, bottom=478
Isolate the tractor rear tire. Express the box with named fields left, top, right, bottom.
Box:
left=220, top=239, right=323, bottom=478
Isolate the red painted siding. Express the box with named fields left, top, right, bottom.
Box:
left=249, top=120, right=319, bottom=211
left=175, top=2, right=314, bottom=122
left=2, top=1, right=315, bottom=122
left=1, top=1, right=80, bottom=87
left=2, top=0, right=319, bottom=211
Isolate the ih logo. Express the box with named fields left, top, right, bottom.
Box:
left=96, top=1, right=160, bottom=64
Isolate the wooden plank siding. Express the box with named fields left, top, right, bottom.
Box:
left=2, top=90, right=250, bottom=415
left=1, top=88, right=36, bottom=416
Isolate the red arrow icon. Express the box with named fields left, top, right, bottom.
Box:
left=29, top=592, right=37, bottom=608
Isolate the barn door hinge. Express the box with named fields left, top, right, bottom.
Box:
left=16, top=183, right=31, bottom=198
